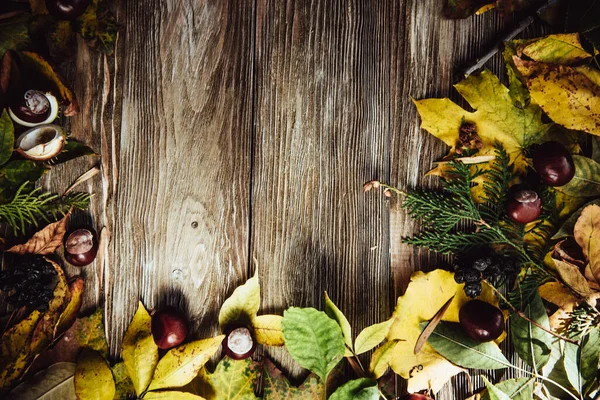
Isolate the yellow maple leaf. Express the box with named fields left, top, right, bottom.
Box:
left=385, top=269, right=501, bottom=394
left=415, top=70, right=551, bottom=200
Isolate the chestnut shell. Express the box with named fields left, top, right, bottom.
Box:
left=151, top=307, right=189, bottom=350
left=45, top=0, right=91, bottom=20
left=459, top=300, right=505, bottom=342
left=506, top=189, right=542, bottom=224
left=533, top=141, right=575, bottom=186
left=64, top=228, right=98, bottom=267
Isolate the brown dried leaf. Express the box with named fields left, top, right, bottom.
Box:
left=574, top=204, right=600, bottom=286
left=8, top=213, right=70, bottom=255
left=551, top=258, right=592, bottom=297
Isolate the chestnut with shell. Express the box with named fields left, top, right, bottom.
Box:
left=15, top=124, right=65, bottom=161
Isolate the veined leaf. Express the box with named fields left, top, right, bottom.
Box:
left=328, top=378, right=379, bottom=400
left=517, top=34, right=592, bottom=65
left=481, top=377, right=535, bottom=400
left=553, top=198, right=600, bottom=239
left=262, top=359, right=324, bottom=400
left=425, top=321, right=510, bottom=370
left=581, top=328, right=600, bottom=383
left=509, top=291, right=552, bottom=371
left=8, top=362, right=75, bottom=400
left=54, top=276, right=84, bottom=337
left=574, top=204, right=600, bottom=286
left=253, top=315, right=284, bottom=347
left=219, top=269, right=260, bottom=328
left=482, top=376, right=511, bottom=400
left=144, top=391, right=205, bottom=399
left=111, top=362, right=135, bottom=400
left=281, top=307, right=345, bottom=382
left=0, top=110, right=13, bottom=166
left=369, top=340, right=399, bottom=379
left=74, top=349, right=115, bottom=400
left=552, top=258, right=592, bottom=297
left=8, top=213, right=70, bottom=255
left=563, top=342, right=583, bottom=395
left=193, top=357, right=258, bottom=400
left=121, top=302, right=158, bottom=395
left=354, top=318, right=393, bottom=355
left=556, top=156, right=600, bottom=198
left=0, top=14, right=30, bottom=56
left=148, top=335, right=224, bottom=391
left=324, top=292, right=353, bottom=356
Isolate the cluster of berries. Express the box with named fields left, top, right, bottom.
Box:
left=453, top=247, right=520, bottom=298
left=0, top=255, right=57, bottom=311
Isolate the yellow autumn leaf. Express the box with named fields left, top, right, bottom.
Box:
left=369, top=339, right=400, bottom=379
left=219, top=269, right=260, bottom=328
left=539, top=282, right=582, bottom=331
left=574, top=204, right=600, bottom=286
left=144, top=391, right=206, bottom=399
left=148, top=335, right=225, bottom=391
left=324, top=292, right=353, bottom=355
left=122, top=301, right=159, bottom=395
left=354, top=318, right=393, bottom=355
left=386, top=269, right=499, bottom=393
left=54, top=276, right=84, bottom=337
left=517, top=33, right=592, bottom=65
left=193, top=357, right=259, bottom=400
left=514, top=58, right=600, bottom=135
left=74, top=349, right=115, bottom=400
left=253, top=314, right=284, bottom=347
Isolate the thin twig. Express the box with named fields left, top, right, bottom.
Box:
left=487, top=282, right=580, bottom=345
left=460, top=0, right=562, bottom=77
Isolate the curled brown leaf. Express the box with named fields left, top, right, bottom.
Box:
left=8, top=213, right=70, bottom=255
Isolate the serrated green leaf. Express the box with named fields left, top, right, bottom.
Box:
left=425, top=321, right=510, bottom=370
left=261, top=359, right=324, bottom=400
left=219, top=269, right=260, bottom=328
left=556, top=156, right=600, bottom=198
left=354, top=318, right=393, bottom=355
left=281, top=307, right=345, bottom=382
left=581, top=328, right=600, bottom=382
left=74, top=349, right=115, bottom=400
left=148, top=336, right=224, bottom=391
left=121, top=302, right=158, bottom=395
left=324, top=292, right=353, bottom=356
left=482, top=376, right=512, bottom=400
left=0, top=110, right=14, bottom=166
left=510, top=291, right=552, bottom=371
left=193, top=357, right=258, bottom=400
left=328, top=378, right=379, bottom=400
left=481, top=377, right=535, bottom=400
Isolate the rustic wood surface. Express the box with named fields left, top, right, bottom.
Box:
left=41, top=0, right=550, bottom=398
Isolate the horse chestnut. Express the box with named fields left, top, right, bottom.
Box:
left=8, top=90, right=59, bottom=127
left=45, top=0, right=91, bottom=20
left=533, top=141, right=575, bottom=186
left=64, top=228, right=98, bottom=267
left=151, top=307, right=189, bottom=350
left=506, top=189, right=542, bottom=224
left=459, top=300, right=504, bottom=342
left=222, top=326, right=256, bottom=360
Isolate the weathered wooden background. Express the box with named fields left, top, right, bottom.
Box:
left=44, top=0, right=548, bottom=398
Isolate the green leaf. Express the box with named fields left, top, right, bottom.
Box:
left=49, top=140, right=96, bottom=165
left=424, top=321, right=510, bottom=370
left=517, top=34, right=592, bottom=65
left=281, top=307, right=345, bottom=382
left=74, top=349, right=115, bottom=400
left=482, top=376, right=511, bottom=400
left=147, top=335, right=224, bottom=391
left=0, top=110, right=14, bottom=166
left=193, top=357, right=258, bottom=400
left=481, top=377, right=535, bottom=400
left=509, top=291, right=552, bottom=371
left=0, top=159, right=48, bottom=188
left=324, top=292, right=353, bottom=356
left=261, top=359, right=324, bottom=400
left=219, top=269, right=260, bottom=328
left=563, top=342, right=583, bottom=395
left=542, top=339, right=578, bottom=400
left=354, top=318, right=393, bottom=355
left=580, top=327, right=600, bottom=382
left=111, top=362, right=135, bottom=400
left=121, top=302, right=158, bottom=395
left=553, top=198, right=600, bottom=239
left=328, top=378, right=379, bottom=400
left=556, top=156, right=600, bottom=198
left=0, top=14, right=30, bottom=56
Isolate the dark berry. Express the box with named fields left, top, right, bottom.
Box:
left=463, top=269, right=481, bottom=283
left=464, top=282, right=482, bottom=298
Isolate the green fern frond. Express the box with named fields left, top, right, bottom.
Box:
left=0, top=182, right=91, bottom=235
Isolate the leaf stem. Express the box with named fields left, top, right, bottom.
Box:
left=486, top=282, right=579, bottom=345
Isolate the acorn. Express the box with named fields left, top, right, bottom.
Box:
left=64, top=228, right=98, bottom=267
left=151, top=307, right=189, bottom=350
left=222, top=325, right=256, bottom=360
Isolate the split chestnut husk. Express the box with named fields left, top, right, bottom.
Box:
left=15, top=124, right=65, bottom=161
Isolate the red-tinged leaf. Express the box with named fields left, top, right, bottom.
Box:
left=8, top=213, right=70, bottom=255
left=262, top=359, right=324, bottom=400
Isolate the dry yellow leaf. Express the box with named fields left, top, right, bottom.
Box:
left=253, top=314, right=284, bottom=347
left=574, top=204, right=600, bottom=286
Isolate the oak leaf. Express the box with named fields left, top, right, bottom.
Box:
left=385, top=269, right=499, bottom=393
left=8, top=213, right=70, bottom=255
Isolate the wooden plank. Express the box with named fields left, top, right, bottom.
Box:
left=253, top=0, right=392, bottom=376
left=60, top=0, right=256, bottom=353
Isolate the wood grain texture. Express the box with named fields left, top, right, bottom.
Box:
left=252, top=0, right=392, bottom=376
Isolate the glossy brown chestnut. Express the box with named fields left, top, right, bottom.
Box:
left=222, top=326, right=256, bottom=360
left=506, top=189, right=542, bottom=224
left=533, top=141, right=575, bottom=186
left=64, top=228, right=98, bottom=267
left=459, top=300, right=504, bottom=342
left=151, top=307, right=189, bottom=350
left=45, top=0, right=91, bottom=20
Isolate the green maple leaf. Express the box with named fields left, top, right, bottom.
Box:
left=262, top=359, right=324, bottom=400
